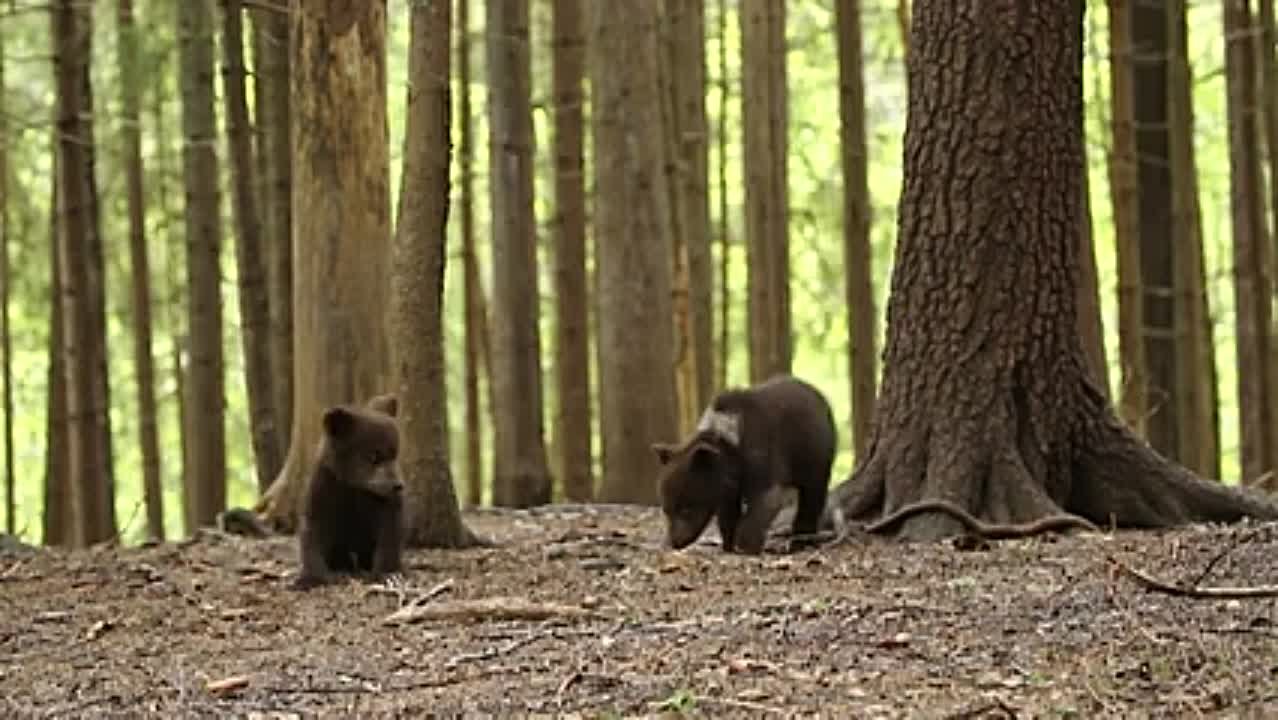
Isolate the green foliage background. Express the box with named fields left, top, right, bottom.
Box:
left=0, top=2, right=1248, bottom=544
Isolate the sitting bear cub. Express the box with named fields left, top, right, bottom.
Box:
left=652, top=374, right=836, bottom=555
left=293, top=393, right=405, bottom=590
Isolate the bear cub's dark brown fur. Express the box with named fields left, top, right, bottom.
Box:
left=293, top=393, right=405, bottom=590
left=653, top=374, right=836, bottom=555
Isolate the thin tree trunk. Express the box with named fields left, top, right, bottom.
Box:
left=1076, top=151, right=1108, bottom=396
left=1107, top=0, right=1147, bottom=435
left=659, top=5, right=693, bottom=434
left=551, top=0, right=592, bottom=502
left=1224, top=0, right=1277, bottom=484
left=392, top=0, right=478, bottom=548
left=716, top=0, right=730, bottom=389
left=1169, top=0, right=1219, bottom=479
left=1257, top=0, right=1278, bottom=477
left=458, top=0, right=482, bottom=507
left=54, top=0, right=115, bottom=547
left=118, top=0, right=164, bottom=540
left=836, top=0, right=877, bottom=461
left=222, top=0, right=282, bottom=494
left=254, top=0, right=292, bottom=455
left=486, top=0, right=552, bottom=507
left=741, top=0, right=791, bottom=382
left=0, top=28, right=12, bottom=537
left=177, top=0, right=226, bottom=529
left=43, top=148, right=70, bottom=547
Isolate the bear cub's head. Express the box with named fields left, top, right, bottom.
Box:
left=319, top=393, right=403, bottom=498
left=652, top=438, right=735, bottom=549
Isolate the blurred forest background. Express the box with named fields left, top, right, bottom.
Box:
left=0, top=0, right=1273, bottom=546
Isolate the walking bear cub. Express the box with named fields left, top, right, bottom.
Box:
left=652, top=374, right=837, bottom=555
left=293, top=393, right=405, bottom=590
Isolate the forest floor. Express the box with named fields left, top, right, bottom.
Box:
left=4, top=506, right=1278, bottom=718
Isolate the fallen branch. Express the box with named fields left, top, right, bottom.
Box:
left=444, top=631, right=544, bottom=669
left=369, top=577, right=455, bottom=609
left=383, top=596, right=601, bottom=626
left=1107, top=556, right=1278, bottom=599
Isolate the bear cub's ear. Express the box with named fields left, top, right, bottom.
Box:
left=322, top=406, right=356, bottom=438
left=367, top=393, right=398, bottom=418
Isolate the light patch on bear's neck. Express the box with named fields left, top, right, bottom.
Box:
left=696, top=407, right=740, bottom=446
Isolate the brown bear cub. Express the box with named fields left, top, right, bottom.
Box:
left=293, top=393, right=405, bottom=590
left=652, top=374, right=836, bottom=555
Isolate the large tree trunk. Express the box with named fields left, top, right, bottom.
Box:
left=1168, top=0, right=1219, bottom=480
left=391, top=0, right=478, bottom=548
left=1107, top=0, right=1147, bottom=435
left=253, top=0, right=293, bottom=456
left=53, top=0, right=116, bottom=547
left=551, top=0, right=593, bottom=503
left=458, top=0, right=482, bottom=506
left=118, top=0, right=164, bottom=541
left=258, top=0, right=392, bottom=530
left=592, top=0, right=680, bottom=505
left=833, top=0, right=1278, bottom=541
left=1225, top=0, right=1277, bottom=485
left=836, top=0, right=877, bottom=461
left=740, top=0, right=791, bottom=382
left=486, top=0, right=552, bottom=507
left=222, top=0, right=282, bottom=494
left=178, top=0, right=226, bottom=531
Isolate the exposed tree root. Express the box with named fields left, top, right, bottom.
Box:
left=864, top=499, right=1097, bottom=539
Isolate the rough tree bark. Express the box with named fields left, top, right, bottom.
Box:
left=1224, top=0, right=1277, bottom=484
left=54, top=0, right=116, bottom=547
left=391, top=0, right=479, bottom=548
left=253, top=0, right=293, bottom=454
left=832, top=0, right=1278, bottom=541
left=486, top=0, right=552, bottom=507
left=1168, top=0, right=1219, bottom=480
left=740, top=0, right=791, bottom=382
left=836, top=0, right=877, bottom=460
left=668, top=0, right=715, bottom=426
left=457, top=0, right=482, bottom=506
left=257, top=0, right=392, bottom=530
left=43, top=153, right=71, bottom=546
left=178, top=0, right=226, bottom=530
left=593, top=0, right=680, bottom=505
left=118, top=0, right=164, bottom=540
left=1106, top=0, right=1146, bottom=435
left=551, top=0, right=593, bottom=502
left=221, top=0, right=282, bottom=493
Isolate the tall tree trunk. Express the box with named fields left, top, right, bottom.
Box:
left=1224, top=0, right=1277, bottom=484
left=1257, top=0, right=1278, bottom=479
left=716, top=0, right=731, bottom=389
left=118, top=0, right=164, bottom=541
left=659, top=8, right=693, bottom=434
left=835, top=0, right=1278, bottom=541
left=44, top=146, right=72, bottom=546
left=740, top=0, right=791, bottom=382
left=836, top=0, right=877, bottom=461
left=551, top=0, right=593, bottom=503
left=253, top=0, right=293, bottom=455
left=1106, top=0, right=1147, bottom=435
left=1169, top=0, right=1219, bottom=480
left=258, top=0, right=392, bottom=530
left=1076, top=150, right=1108, bottom=396
left=392, top=0, right=478, bottom=548
left=0, top=27, right=11, bottom=537
left=486, top=0, right=552, bottom=507
left=54, top=0, right=115, bottom=547
left=458, top=0, right=482, bottom=506
left=221, top=0, right=282, bottom=494
left=178, top=0, right=226, bottom=530
left=592, top=0, right=680, bottom=505
left=668, top=0, right=714, bottom=424
left=1132, top=0, right=1179, bottom=459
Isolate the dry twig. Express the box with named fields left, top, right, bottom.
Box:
left=1108, top=556, right=1278, bottom=599
left=383, top=596, right=601, bottom=626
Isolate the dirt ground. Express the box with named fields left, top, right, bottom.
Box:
left=3, top=505, right=1278, bottom=718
